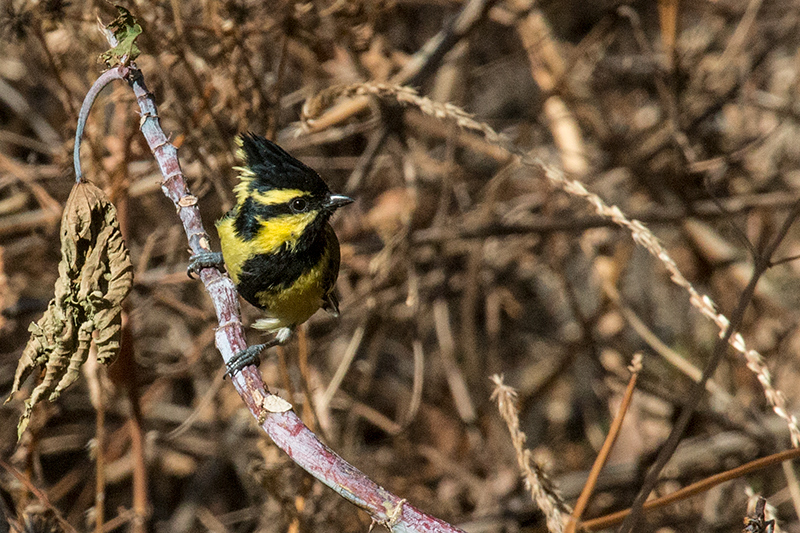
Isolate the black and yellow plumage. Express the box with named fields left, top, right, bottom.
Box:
left=191, top=133, right=352, bottom=374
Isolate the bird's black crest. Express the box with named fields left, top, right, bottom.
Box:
left=238, top=133, right=330, bottom=196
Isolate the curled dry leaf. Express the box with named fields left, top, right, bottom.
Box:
left=7, top=182, right=133, bottom=438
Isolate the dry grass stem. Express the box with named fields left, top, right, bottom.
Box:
left=547, top=157, right=800, bottom=446
left=491, top=374, right=569, bottom=533
left=301, top=83, right=511, bottom=149
left=311, top=79, right=800, bottom=447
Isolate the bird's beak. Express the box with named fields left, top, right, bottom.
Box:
left=325, top=194, right=354, bottom=210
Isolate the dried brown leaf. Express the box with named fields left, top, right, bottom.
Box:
left=8, top=182, right=133, bottom=437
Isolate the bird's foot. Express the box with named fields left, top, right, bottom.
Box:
left=225, top=338, right=280, bottom=378
left=187, top=251, right=224, bottom=279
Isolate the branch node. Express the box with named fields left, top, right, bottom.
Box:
left=178, top=195, right=198, bottom=208
left=383, top=499, right=407, bottom=530
left=259, top=394, right=293, bottom=422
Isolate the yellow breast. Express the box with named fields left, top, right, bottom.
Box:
left=216, top=214, right=336, bottom=332
left=253, top=260, right=329, bottom=331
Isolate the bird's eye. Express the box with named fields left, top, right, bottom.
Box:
left=290, top=197, right=308, bottom=213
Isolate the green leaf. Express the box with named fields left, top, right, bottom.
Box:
left=98, top=6, right=142, bottom=67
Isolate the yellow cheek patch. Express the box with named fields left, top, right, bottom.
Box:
left=254, top=212, right=317, bottom=251
left=217, top=210, right=317, bottom=285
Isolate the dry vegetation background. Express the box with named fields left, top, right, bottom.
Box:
left=3, top=0, right=800, bottom=532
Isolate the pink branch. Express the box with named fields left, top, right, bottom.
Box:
left=76, top=64, right=464, bottom=532
left=74, top=68, right=127, bottom=183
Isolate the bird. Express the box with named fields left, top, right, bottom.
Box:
left=189, top=133, right=353, bottom=375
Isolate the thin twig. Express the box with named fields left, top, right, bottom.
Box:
left=0, top=77, right=61, bottom=146
left=781, top=460, right=800, bottom=523
left=581, top=447, right=800, bottom=531
left=101, top=509, right=137, bottom=533
left=276, top=344, right=296, bottom=404
left=265, top=32, right=289, bottom=141
left=127, top=364, right=149, bottom=533
left=320, top=321, right=366, bottom=412
left=0, top=458, right=79, bottom=533
left=402, top=339, right=425, bottom=427
left=74, top=68, right=127, bottom=183
left=434, top=299, right=477, bottom=424
left=564, top=354, right=641, bottom=533
left=83, top=356, right=106, bottom=533
left=166, top=367, right=226, bottom=440
left=297, top=326, right=319, bottom=432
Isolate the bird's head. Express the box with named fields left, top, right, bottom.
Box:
left=233, top=133, right=353, bottom=227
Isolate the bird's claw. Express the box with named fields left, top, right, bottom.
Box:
left=187, top=251, right=224, bottom=279
left=225, top=338, right=280, bottom=378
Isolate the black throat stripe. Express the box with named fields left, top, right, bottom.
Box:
left=235, top=219, right=330, bottom=308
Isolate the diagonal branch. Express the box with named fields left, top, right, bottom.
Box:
left=74, top=61, right=464, bottom=533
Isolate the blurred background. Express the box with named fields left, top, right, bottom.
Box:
left=2, top=0, right=800, bottom=531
